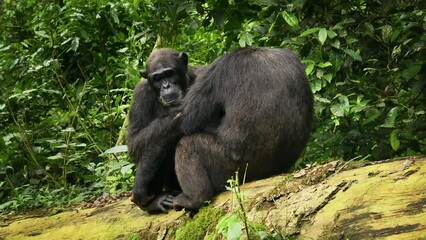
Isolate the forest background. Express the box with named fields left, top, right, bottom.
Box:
left=0, top=0, right=425, bottom=211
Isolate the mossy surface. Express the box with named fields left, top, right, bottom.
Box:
left=1, top=158, right=425, bottom=239
left=175, top=206, right=225, bottom=240
left=0, top=200, right=185, bottom=240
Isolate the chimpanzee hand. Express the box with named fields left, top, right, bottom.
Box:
left=170, top=112, right=182, bottom=128
left=164, top=105, right=183, bottom=130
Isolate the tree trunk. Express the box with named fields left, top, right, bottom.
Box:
left=1, top=158, right=425, bottom=239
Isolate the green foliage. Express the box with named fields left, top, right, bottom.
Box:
left=208, top=172, right=288, bottom=240
left=0, top=0, right=149, bottom=211
left=1, top=0, right=425, bottom=211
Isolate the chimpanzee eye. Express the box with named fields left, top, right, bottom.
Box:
left=150, top=74, right=161, bottom=82
left=164, top=69, right=174, bottom=78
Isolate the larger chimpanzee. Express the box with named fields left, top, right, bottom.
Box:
left=127, top=48, right=205, bottom=212
left=172, top=47, right=313, bottom=210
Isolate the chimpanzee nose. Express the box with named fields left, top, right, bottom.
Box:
left=162, top=81, right=170, bottom=89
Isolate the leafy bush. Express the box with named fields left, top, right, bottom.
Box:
left=0, top=0, right=424, bottom=211
left=0, top=0, right=148, bottom=210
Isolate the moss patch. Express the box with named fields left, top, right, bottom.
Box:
left=175, top=206, right=225, bottom=240
left=0, top=199, right=185, bottom=240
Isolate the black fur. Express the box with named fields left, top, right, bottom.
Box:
left=127, top=49, right=200, bottom=212
left=128, top=47, right=313, bottom=212
left=172, top=47, right=314, bottom=209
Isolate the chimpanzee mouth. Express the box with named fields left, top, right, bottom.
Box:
left=160, top=97, right=176, bottom=105
left=160, top=94, right=182, bottom=106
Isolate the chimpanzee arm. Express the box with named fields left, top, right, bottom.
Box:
left=127, top=82, right=180, bottom=163
left=128, top=116, right=180, bottom=161
left=179, top=65, right=224, bottom=135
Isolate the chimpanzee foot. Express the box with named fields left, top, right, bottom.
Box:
left=142, top=194, right=175, bottom=213
left=130, top=192, right=154, bottom=209
left=173, top=193, right=206, bottom=210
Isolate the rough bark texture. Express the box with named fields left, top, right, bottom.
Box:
left=1, top=158, right=425, bottom=239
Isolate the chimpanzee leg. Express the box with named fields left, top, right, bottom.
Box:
left=140, top=158, right=181, bottom=213
left=173, top=133, right=238, bottom=210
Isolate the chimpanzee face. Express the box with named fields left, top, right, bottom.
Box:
left=139, top=51, right=189, bottom=107
left=149, top=67, right=183, bottom=106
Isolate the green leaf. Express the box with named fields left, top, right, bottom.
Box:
left=333, top=118, right=340, bottom=131
left=238, top=39, right=246, bottom=48
left=105, top=145, right=128, bottom=154
left=327, top=30, right=337, bottom=39
left=133, top=0, right=141, bottom=8
left=392, top=45, right=401, bottom=59
left=310, top=79, right=322, bottom=93
left=0, top=45, right=11, bottom=52
left=216, top=215, right=230, bottom=232
left=391, top=28, right=401, bottom=42
left=402, top=64, right=421, bottom=81
left=330, top=39, right=341, bottom=49
left=316, top=69, right=324, bottom=79
left=331, top=53, right=344, bottom=72
left=381, top=107, right=399, bottom=128
left=282, top=11, right=299, bottom=27
left=55, top=144, right=68, bottom=149
left=48, top=153, right=63, bottom=160
left=300, top=27, right=321, bottom=36
left=226, top=215, right=242, bottom=240
left=416, top=110, right=425, bottom=115
left=0, top=201, right=17, bottom=211
left=61, top=127, right=75, bottom=133
left=49, top=209, right=60, bottom=216
left=363, top=112, right=381, bottom=126
left=305, top=62, right=315, bottom=75
left=110, top=8, right=120, bottom=24
left=109, top=161, right=130, bottom=172
left=238, top=31, right=254, bottom=48
left=120, top=164, right=134, bottom=176
left=364, top=22, right=375, bottom=37
left=34, top=30, right=49, bottom=39
left=317, top=62, right=332, bottom=68
left=315, top=96, right=331, bottom=103
left=70, top=193, right=88, bottom=203
left=323, top=73, right=332, bottom=83
left=343, top=49, right=362, bottom=62
left=318, top=28, right=327, bottom=45
left=346, top=37, right=358, bottom=45
left=118, top=47, right=128, bottom=53
left=380, top=25, right=393, bottom=43
left=106, top=176, right=119, bottom=181
left=331, top=95, right=350, bottom=117
left=390, top=130, right=400, bottom=151
left=331, top=104, right=345, bottom=117
left=70, top=37, right=79, bottom=52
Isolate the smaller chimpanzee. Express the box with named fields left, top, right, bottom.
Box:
left=127, top=48, right=204, bottom=212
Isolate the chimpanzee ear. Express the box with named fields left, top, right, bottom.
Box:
left=139, top=70, right=148, bottom=79
left=179, top=52, right=188, bottom=66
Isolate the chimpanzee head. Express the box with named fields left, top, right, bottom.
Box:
left=139, top=49, right=190, bottom=107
